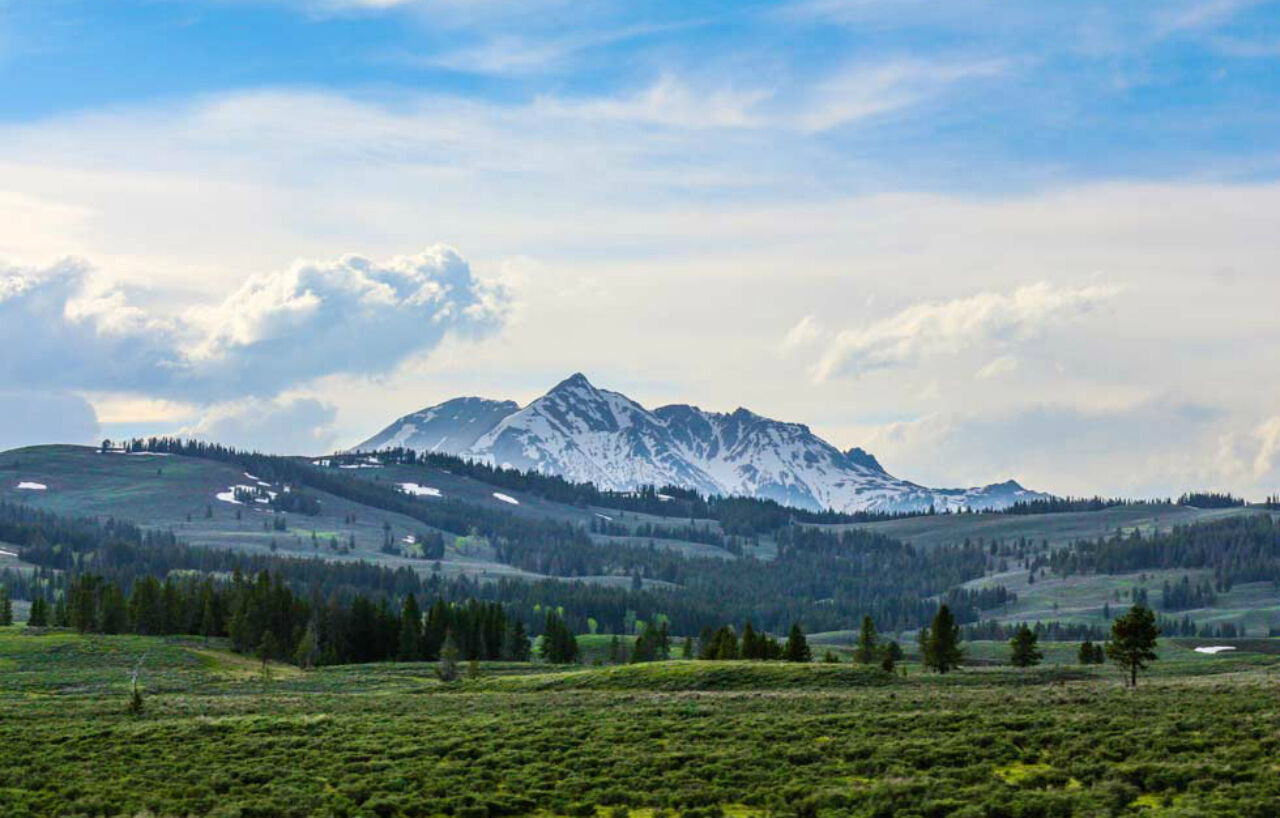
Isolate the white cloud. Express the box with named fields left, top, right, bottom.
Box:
left=781, top=315, right=825, bottom=351
left=0, top=246, right=505, bottom=401
left=861, top=399, right=1231, bottom=496
left=1253, top=416, right=1280, bottom=480
left=796, top=58, right=1008, bottom=133
left=812, top=282, right=1123, bottom=381
left=975, top=354, right=1019, bottom=380
left=181, top=396, right=339, bottom=455
left=538, top=74, right=772, bottom=130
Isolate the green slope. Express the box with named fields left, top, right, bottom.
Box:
left=841, top=503, right=1265, bottom=550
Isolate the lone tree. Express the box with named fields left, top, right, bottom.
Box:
left=880, top=641, right=903, bottom=673
left=257, top=630, right=280, bottom=681
left=1009, top=624, right=1043, bottom=668
left=854, top=615, right=879, bottom=664
left=784, top=623, right=812, bottom=663
left=1107, top=604, right=1159, bottom=687
left=437, top=630, right=460, bottom=682
left=924, top=605, right=963, bottom=673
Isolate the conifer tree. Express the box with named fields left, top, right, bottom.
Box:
left=398, top=593, right=422, bottom=661
left=0, top=586, right=12, bottom=626
left=925, top=605, right=962, bottom=673
left=1107, top=604, right=1159, bottom=687
left=854, top=615, right=878, bottom=664
left=1009, top=624, right=1042, bottom=668
left=784, top=623, right=811, bottom=663
left=28, top=596, right=48, bottom=627
left=437, top=630, right=460, bottom=682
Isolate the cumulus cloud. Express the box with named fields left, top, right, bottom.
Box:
left=0, top=246, right=505, bottom=402
left=0, top=391, right=100, bottom=451
left=180, top=397, right=339, bottom=455
left=812, top=282, right=1121, bottom=381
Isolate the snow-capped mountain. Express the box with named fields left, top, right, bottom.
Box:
left=352, top=373, right=1047, bottom=513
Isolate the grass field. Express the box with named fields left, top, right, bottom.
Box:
left=3, top=626, right=1280, bottom=817
left=842, top=505, right=1270, bottom=551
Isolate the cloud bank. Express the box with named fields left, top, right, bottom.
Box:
left=0, top=246, right=505, bottom=402
left=812, top=282, right=1122, bottom=381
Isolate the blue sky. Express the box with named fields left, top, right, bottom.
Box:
left=2, top=0, right=1280, bottom=498
left=6, top=0, right=1280, bottom=187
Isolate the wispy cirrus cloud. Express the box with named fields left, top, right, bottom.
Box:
left=811, top=282, right=1123, bottom=382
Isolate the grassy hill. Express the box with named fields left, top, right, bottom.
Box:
left=3, top=626, right=1279, bottom=817
left=841, top=503, right=1267, bottom=550
left=0, top=445, right=547, bottom=581
left=0, top=445, right=742, bottom=575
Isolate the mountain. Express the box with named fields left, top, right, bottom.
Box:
left=352, top=373, right=1047, bottom=513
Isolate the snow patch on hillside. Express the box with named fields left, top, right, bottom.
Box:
left=16, top=481, right=47, bottom=491
left=400, top=482, right=442, bottom=498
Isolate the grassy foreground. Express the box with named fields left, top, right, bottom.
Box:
left=2, top=628, right=1280, bottom=817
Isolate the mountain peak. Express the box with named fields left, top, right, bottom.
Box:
left=352, top=375, right=1047, bottom=513
left=845, top=447, right=887, bottom=475
left=549, top=372, right=596, bottom=394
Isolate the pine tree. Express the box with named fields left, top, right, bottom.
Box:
left=1009, top=624, right=1042, bottom=668
left=784, top=623, right=811, bottom=663
left=503, top=620, right=531, bottom=662
left=28, top=596, right=48, bottom=627
left=257, top=630, right=280, bottom=680
left=854, top=615, right=878, bottom=664
left=398, top=593, right=422, bottom=661
left=1107, top=604, right=1159, bottom=687
left=925, top=605, right=962, bottom=673
left=681, top=636, right=694, bottom=659
left=741, top=622, right=759, bottom=660
left=437, top=630, right=460, bottom=682
left=294, top=619, right=319, bottom=669
left=0, top=587, right=12, bottom=626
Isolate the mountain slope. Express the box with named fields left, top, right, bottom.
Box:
left=354, top=373, right=1047, bottom=513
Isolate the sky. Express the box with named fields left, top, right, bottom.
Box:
left=2, top=0, right=1280, bottom=500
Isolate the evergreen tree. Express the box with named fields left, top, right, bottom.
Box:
left=503, top=620, right=531, bottom=662
left=784, top=623, right=811, bottom=663
left=0, top=586, right=12, bottom=626
left=681, top=635, right=693, bottom=659
left=397, top=593, right=422, bottom=661
left=1009, top=624, right=1042, bottom=668
left=257, top=630, right=280, bottom=679
left=27, top=595, right=48, bottom=627
left=741, top=622, right=759, bottom=660
left=925, top=605, right=962, bottom=673
left=437, top=630, right=460, bottom=682
left=294, top=619, right=319, bottom=669
left=540, top=611, right=579, bottom=664
left=1107, top=604, right=1159, bottom=687
left=880, top=640, right=903, bottom=673
left=854, top=615, right=878, bottom=664
left=1078, top=639, right=1107, bottom=665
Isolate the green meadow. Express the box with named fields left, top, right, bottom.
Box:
left=3, top=626, right=1280, bottom=818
